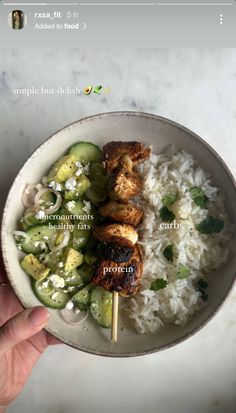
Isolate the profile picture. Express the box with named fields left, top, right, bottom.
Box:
left=9, top=10, right=26, bottom=30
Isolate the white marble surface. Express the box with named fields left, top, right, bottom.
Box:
left=0, top=49, right=236, bottom=413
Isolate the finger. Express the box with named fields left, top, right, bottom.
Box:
left=0, top=306, right=49, bottom=356
left=0, top=285, right=22, bottom=327
left=46, top=333, right=62, bottom=346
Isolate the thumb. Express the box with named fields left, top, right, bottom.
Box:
left=0, top=306, right=49, bottom=356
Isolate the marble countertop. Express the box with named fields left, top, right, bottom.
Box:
left=0, top=49, right=235, bottom=413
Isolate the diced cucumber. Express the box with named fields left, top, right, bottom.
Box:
left=89, top=162, right=107, bottom=180
left=21, top=205, right=62, bottom=231
left=72, top=284, right=93, bottom=310
left=64, top=199, right=85, bottom=216
left=67, top=286, right=78, bottom=295
left=46, top=252, right=64, bottom=272
left=15, top=141, right=108, bottom=311
left=90, top=286, right=112, bottom=328
left=47, top=154, right=77, bottom=183
left=69, top=142, right=101, bottom=165
left=64, top=199, right=96, bottom=229
left=64, top=191, right=77, bottom=201
left=86, top=185, right=107, bottom=205
left=84, top=252, right=97, bottom=265
left=53, top=212, right=73, bottom=233
left=21, top=225, right=57, bottom=254
left=78, top=263, right=94, bottom=283
left=84, top=236, right=98, bottom=251
left=64, top=174, right=91, bottom=200
left=73, top=226, right=91, bottom=250
left=21, top=208, right=47, bottom=230
left=33, top=279, right=70, bottom=309
left=54, top=230, right=68, bottom=247
left=64, top=248, right=83, bottom=272
left=86, top=162, right=108, bottom=206
left=80, top=205, right=98, bottom=228
left=64, top=268, right=85, bottom=287
left=21, top=254, right=50, bottom=280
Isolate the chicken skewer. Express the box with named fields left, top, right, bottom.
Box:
left=93, top=243, right=143, bottom=296
left=108, top=155, right=143, bottom=202
left=103, top=141, right=150, bottom=171
left=92, top=142, right=150, bottom=341
left=93, top=224, right=142, bottom=341
left=99, top=200, right=143, bottom=227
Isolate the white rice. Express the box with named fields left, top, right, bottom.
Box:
left=124, top=146, right=231, bottom=334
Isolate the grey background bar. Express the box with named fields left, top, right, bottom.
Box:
left=0, top=3, right=236, bottom=47
left=2, top=0, right=234, bottom=3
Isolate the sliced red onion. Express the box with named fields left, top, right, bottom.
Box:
left=34, top=188, right=62, bottom=214
left=60, top=307, right=89, bottom=325
left=13, top=231, right=30, bottom=243
left=48, top=230, right=70, bottom=252
left=36, top=183, right=43, bottom=190
left=22, top=184, right=39, bottom=208
left=23, top=209, right=36, bottom=226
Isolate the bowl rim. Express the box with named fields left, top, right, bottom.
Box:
left=1, top=110, right=236, bottom=357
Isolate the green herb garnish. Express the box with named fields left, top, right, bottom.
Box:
left=190, top=186, right=208, bottom=209
left=162, top=193, right=177, bottom=207
left=150, top=278, right=168, bottom=291
left=159, top=206, right=175, bottom=223
left=197, top=279, right=208, bottom=301
left=163, top=244, right=173, bottom=262
left=197, top=216, right=224, bottom=234
left=176, top=264, right=190, bottom=279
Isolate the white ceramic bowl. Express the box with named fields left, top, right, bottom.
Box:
left=1, top=112, right=236, bottom=357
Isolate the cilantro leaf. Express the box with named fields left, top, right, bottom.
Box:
left=190, top=186, right=208, bottom=209
left=150, top=278, right=168, bottom=291
left=162, top=193, right=177, bottom=207
left=159, top=206, right=175, bottom=222
left=163, top=244, right=174, bottom=262
left=197, top=216, right=224, bottom=234
left=176, top=264, right=190, bottom=279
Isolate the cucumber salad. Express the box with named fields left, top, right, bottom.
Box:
left=14, top=142, right=113, bottom=328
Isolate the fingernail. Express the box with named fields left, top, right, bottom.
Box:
left=29, top=307, right=49, bottom=327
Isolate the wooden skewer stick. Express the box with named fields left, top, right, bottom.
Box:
left=111, top=291, right=119, bottom=342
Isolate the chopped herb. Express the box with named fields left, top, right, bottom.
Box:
left=176, top=264, right=190, bottom=279
left=197, top=216, right=224, bottom=234
left=163, top=244, right=174, bottom=262
left=190, top=186, right=208, bottom=209
left=197, top=278, right=208, bottom=301
left=150, top=278, right=168, bottom=291
left=162, top=193, right=177, bottom=207
left=159, top=206, right=175, bottom=222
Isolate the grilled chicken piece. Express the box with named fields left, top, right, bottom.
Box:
left=93, top=223, right=138, bottom=248
left=103, top=141, right=151, bottom=171
left=98, top=243, right=133, bottom=263
left=99, top=200, right=143, bottom=227
left=93, top=244, right=143, bottom=296
left=109, top=155, right=142, bottom=202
